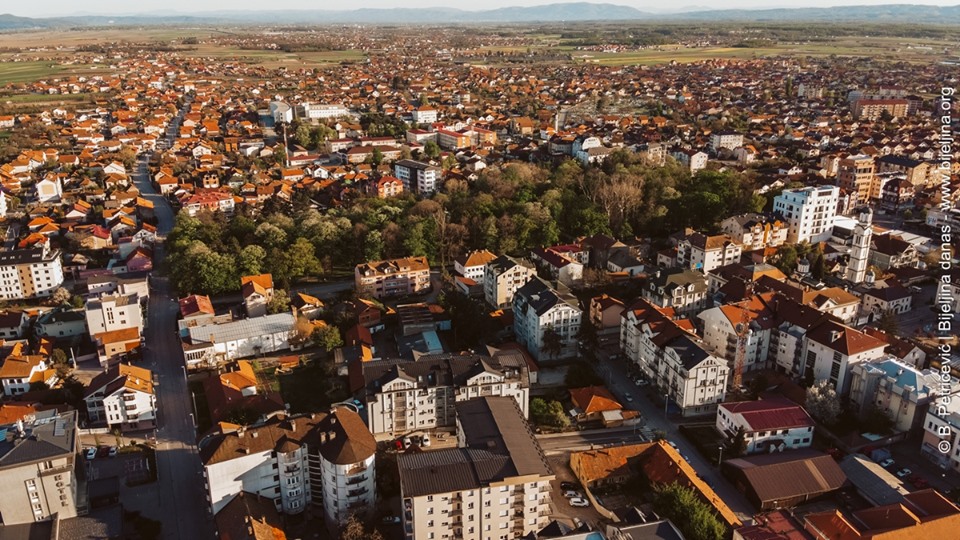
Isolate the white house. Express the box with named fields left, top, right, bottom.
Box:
left=483, top=255, right=536, bottom=309
left=183, top=312, right=295, bottom=368
left=454, top=249, right=497, bottom=286
left=677, top=232, right=743, bottom=273
left=513, top=278, right=582, bottom=361
left=34, top=176, right=63, bottom=203
left=709, top=131, right=744, bottom=152
left=672, top=149, right=708, bottom=173
left=0, top=347, right=54, bottom=397
left=83, top=363, right=156, bottom=432
left=801, top=320, right=887, bottom=396
left=269, top=101, right=293, bottom=123
left=716, top=398, right=815, bottom=454
left=85, top=293, right=143, bottom=337
left=411, top=106, right=438, bottom=125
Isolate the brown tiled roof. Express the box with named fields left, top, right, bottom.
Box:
left=805, top=321, right=886, bottom=356
left=569, top=386, right=622, bottom=413
left=214, top=491, right=286, bottom=540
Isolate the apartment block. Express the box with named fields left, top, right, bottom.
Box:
left=354, top=350, right=530, bottom=437
left=0, top=245, right=64, bottom=300
left=84, top=293, right=143, bottom=337
left=677, top=232, right=743, bottom=273
left=773, top=186, right=840, bottom=244
left=355, top=256, right=431, bottom=300
left=848, top=357, right=940, bottom=434
left=394, top=160, right=441, bottom=196
left=642, top=268, right=709, bottom=316
left=83, top=363, right=157, bottom=432
left=852, top=98, right=909, bottom=121
left=709, top=130, right=744, bottom=152
left=720, top=213, right=788, bottom=250
left=483, top=255, right=536, bottom=309
left=398, top=396, right=554, bottom=540
left=837, top=154, right=876, bottom=202
left=513, top=278, right=582, bottom=362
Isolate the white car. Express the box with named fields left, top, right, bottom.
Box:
left=624, top=394, right=634, bottom=402
left=563, top=490, right=583, bottom=499
left=568, top=497, right=589, bottom=508
left=421, top=434, right=431, bottom=447
left=84, top=447, right=97, bottom=460
left=896, top=468, right=912, bottom=478
left=878, top=458, right=895, bottom=468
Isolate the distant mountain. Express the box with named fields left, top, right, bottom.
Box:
left=2, top=3, right=960, bottom=30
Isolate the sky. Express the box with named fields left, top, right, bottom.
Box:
left=8, top=0, right=959, bottom=17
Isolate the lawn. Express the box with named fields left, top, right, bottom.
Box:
left=254, top=359, right=349, bottom=414
left=0, top=61, right=65, bottom=85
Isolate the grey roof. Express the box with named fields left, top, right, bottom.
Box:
left=839, top=454, right=908, bottom=506
left=188, top=312, right=294, bottom=345
left=0, top=248, right=60, bottom=266
left=38, top=309, right=86, bottom=325
left=0, top=410, right=77, bottom=470
left=487, top=254, right=533, bottom=274
left=666, top=334, right=712, bottom=369
left=515, top=277, right=579, bottom=316
left=610, top=520, right=685, bottom=540
left=398, top=396, right=552, bottom=498
left=649, top=268, right=708, bottom=293
left=358, top=352, right=528, bottom=395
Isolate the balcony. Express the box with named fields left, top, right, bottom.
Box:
left=345, top=475, right=367, bottom=486
left=346, top=464, right=368, bottom=476
left=347, top=488, right=368, bottom=498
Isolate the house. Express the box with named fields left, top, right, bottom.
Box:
left=643, top=268, right=709, bottom=316
left=241, top=274, right=275, bottom=318
left=92, top=327, right=142, bottom=367
left=513, top=278, right=582, bottom=362
left=201, top=408, right=376, bottom=525
left=483, top=255, right=536, bottom=309
left=85, top=293, right=142, bottom=337
left=802, top=320, right=887, bottom=395
left=453, top=249, right=497, bottom=296
left=721, top=213, right=788, bottom=250
left=202, top=360, right=284, bottom=425
left=589, top=294, right=626, bottom=337
left=35, top=309, right=87, bottom=339
left=375, top=175, right=403, bottom=198
left=530, top=247, right=584, bottom=287
left=0, top=311, right=28, bottom=340
left=722, top=450, right=846, bottom=510
left=34, top=176, right=62, bottom=203
left=178, top=294, right=216, bottom=329
left=355, top=257, right=430, bottom=300
left=214, top=491, right=286, bottom=540
left=709, top=131, right=744, bottom=152
left=848, top=357, right=941, bottom=434
left=0, top=345, right=54, bottom=396
left=569, top=386, right=627, bottom=426
left=353, top=350, right=530, bottom=436
left=677, top=232, right=743, bottom=273
left=861, top=280, right=912, bottom=319
left=672, top=149, right=708, bottom=173
left=83, top=363, right=156, bottom=432
left=802, top=490, right=960, bottom=539
left=398, top=396, right=555, bottom=540
left=291, top=292, right=324, bottom=320
left=716, top=398, right=815, bottom=454
left=182, top=313, right=295, bottom=368
left=869, top=233, right=920, bottom=270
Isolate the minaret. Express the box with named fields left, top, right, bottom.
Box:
left=846, top=207, right=872, bottom=283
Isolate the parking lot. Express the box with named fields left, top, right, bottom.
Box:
left=546, top=455, right=604, bottom=529
left=84, top=448, right=163, bottom=522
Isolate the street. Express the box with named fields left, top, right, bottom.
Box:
left=134, top=98, right=215, bottom=540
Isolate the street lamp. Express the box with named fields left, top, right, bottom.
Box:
left=663, top=391, right=669, bottom=418
left=718, top=445, right=724, bottom=467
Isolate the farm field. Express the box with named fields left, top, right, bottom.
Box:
left=0, top=61, right=65, bottom=85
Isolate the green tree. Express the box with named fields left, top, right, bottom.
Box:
left=423, top=140, right=441, bottom=160
left=542, top=327, right=563, bottom=361
left=294, top=123, right=312, bottom=149
left=728, top=426, right=747, bottom=458
left=312, top=324, right=343, bottom=352
left=371, top=147, right=384, bottom=168
left=50, top=287, right=71, bottom=305
left=862, top=405, right=895, bottom=434
left=565, top=362, right=603, bottom=388
left=50, top=349, right=68, bottom=365
left=530, top=398, right=571, bottom=429
left=774, top=244, right=799, bottom=274
left=811, top=250, right=826, bottom=280
left=267, top=289, right=291, bottom=314
left=876, top=310, right=899, bottom=335
left=576, top=318, right=600, bottom=352
left=237, top=245, right=267, bottom=277
left=652, top=483, right=726, bottom=540
left=286, top=237, right=322, bottom=280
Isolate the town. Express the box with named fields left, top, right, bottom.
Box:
left=0, top=9, right=957, bottom=540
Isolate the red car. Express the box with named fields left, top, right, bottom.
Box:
left=394, top=439, right=403, bottom=451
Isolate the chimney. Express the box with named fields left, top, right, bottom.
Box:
left=830, top=330, right=842, bottom=342
left=251, top=431, right=259, bottom=438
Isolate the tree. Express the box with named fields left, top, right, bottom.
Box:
left=774, top=244, right=799, bottom=274
left=565, top=362, right=603, bottom=387
left=728, top=426, right=747, bottom=458
left=542, top=327, right=563, bottom=360
left=267, top=289, right=291, bottom=314
left=371, top=147, right=384, bottom=168
left=806, top=380, right=842, bottom=425
left=811, top=250, right=826, bottom=280
left=652, top=483, right=726, bottom=540
left=341, top=514, right=384, bottom=540
left=50, top=287, right=71, bottom=305
left=312, top=324, right=343, bottom=352
left=51, top=349, right=68, bottom=365
left=237, top=245, right=267, bottom=277
left=423, top=140, right=441, bottom=159
left=294, top=123, right=312, bottom=149
left=576, top=318, right=600, bottom=352
left=862, top=405, right=895, bottom=434
left=876, top=310, right=899, bottom=335
left=530, top=398, right=571, bottom=429
left=289, top=316, right=317, bottom=348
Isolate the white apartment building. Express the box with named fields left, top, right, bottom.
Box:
left=720, top=213, right=788, bottom=250
left=697, top=296, right=773, bottom=374
left=83, top=363, right=157, bottom=432
left=801, top=320, right=887, bottom=396
left=85, top=293, right=143, bottom=337
left=642, top=268, right=709, bottom=316
left=773, top=186, right=840, bottom=244
left=394, top=159, right=441, bottom=196
left=0, top=245, right=64, bottom=300
left=300, top=102, right=350, bottom=119
left=677, top=233, right=743, bottom=273
left=357, top=350, right=530, bottom=437
left=716, top=398, right=815, bottom=454
left=0, top=410, right=80, bottom=525
left=513, top=278, right=581, bottom=362
left=621, top=298, right=729, bottom=417
left=921, top=393, right=960, bottom=472
left=709, top=131, right=744, bottom=152
left=849, top=358, right=941, bottom=434
left=398, top=396, right=554, bottom=540
left=355, top=256, right=431, bottom=300
left=454, top=250, right=497, bottom=286
left=483, top=255, right=536, bottom=309
left=411, top=107, right=438, bottom=125
left=202, top=408, right=377, bottom=525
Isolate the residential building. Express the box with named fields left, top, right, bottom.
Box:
left=721, top=213, right=788, bottom=250
left=672, top=149, right=708, bottom=173
left=83, top=363, right=157, bottom=432
left=921, top=392, right=960, bottom=471
left=677, top=232, right=743, bottom=273
left=877, top=154, right=931, bottom=186
left=454, top=249, right=497, bottom=293
left=0, top=410, right=80, bottom=525
left=0, top=311, right=29, bottom=339
left=773, top=186, right=840, bottom=244
left=376, top=175, right=404, bottom=198
left=803, top=490, right=960, bottom=539
left=241, top=274, right=275, bottom=318
left=84, top=293, right=142, bottom=338
left=0, top=245, right=65, bottom=300
left=299, top=102, right=350, bottom=119
left=182, top=312, right=295, bottom=368
left=861, top=281, right=913, bottom=319
left=398, top=396, right=555, bottom=540
left=393, top=160, right=441, bottom=196
left=354, top=350, right=530, bottom=436
left=620, top=298, right=729, bottom=416
left=802, top=320, right=887, bottom=395
left=722, top=450, right=846, bottom=510
left=269, top=101, right=292, bottom=123
left=436, top=129, right=471, bottom=150
left=852, top=98, right=909, bottom=121
left=0, top=345, right=54, bottom=397
left=214, top=491, right=286, bottom=540
left=709, top=131, right=744, bottom=152
left=642, top=268, right=709, bottom=316
left=716, top=398, right=815, bottom=454
left=869, top=233, right=920, bottom=270
left=355, top=257, right=431, bottom=300
left=837, top=155, right=876, bottom=203
left=589, top=294, right=626, bottom=337
left=848, top=357, right=941, bottom=434
left=697, top=293, right=776, bottom=374
left=411, top=106, right=437, bottom=125
left=568, top=386, right=627, bottom=426
left=513, top=278, right=582, bottom=362
left=483, top=255, right=536, bottom=309
left=201, top=408, right=377, bottom=525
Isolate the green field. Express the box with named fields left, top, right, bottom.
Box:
left=186, top=47, right=366, bottom=68
left=0, top=92, right=94, bottom=104
left=0, top=61, right=66, bottom=85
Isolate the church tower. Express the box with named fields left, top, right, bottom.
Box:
left=846, top=207, right=872, bottom=283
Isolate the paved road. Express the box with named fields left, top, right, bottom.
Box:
left=536, top=426, right=646, bottom=454
left=135, top=98, right=215, bottom=540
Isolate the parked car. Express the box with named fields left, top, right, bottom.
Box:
left=352, top=398, right=364, bottom=411
left=421, top=434, right=431, bottom=447
left=84, top=447, right=97, bottom=460
left=624, top=394, right=634, bottom=402
left=108, top=446, right=118, bottom=458
left=878, top=458, right=895, bottom=468
left=912, top=477, right=930, bottom=489
left=394, top=439, right=403, bottom=451
left=896, top=468, right=912, bottom=478
left=402, top=437, right=412, bottom=449
left=560, top=481, right=580, bottom=491
left=667, top=440, right=679, bottom=450
left=381, top=516, right=401, bottom=525
left=563, top=490, right=583, bottom=499
left=568, top=497, right=590, bottom=508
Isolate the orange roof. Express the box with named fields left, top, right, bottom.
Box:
left=220, top=360, right=258, bottom=391
left=569, top=386, right=622, bottom=413
left=241, top=274, right=274, bottom=297
left=94, top=327, right=141, bottom=345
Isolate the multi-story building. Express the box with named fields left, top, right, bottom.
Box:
left=454, top=250, right=497, bottom=286
left=398, top=396, right=554, bottom=540
left=697, top=293, right=775, bottom=374
left=0, top=345, right=54, bottom=396
left=621, top=298, right=729, bottom=416
left=849, top=357, right=941, bottom=434
left=84, top=293, right=143, bottom=337
left=299, top=102, right=350, bottom=119
left=677, top=232, right=743, bottom=273
left=921, top=390, right=960, bottom=471
left=852, top=98, right=909, bottom=121
left=837, top=155, right=876, bottom=203
left=801, top=320, right=887, bottom=396
left=773, top=186, right=840, bottom=244
left=846, top=208, right=873, bottom=284
left=672, top=149, right=708, bottom=173
left=716, top=398, right=815, bottom=454
left=436, top=129, right=471, bottom=150
left=355, top=257, right=431, bottom=300
left=241, top=274, right=274, bottom=319
left=201, top=408, right=376, bottom=526
left=355, top=351, right=530, bottom=437
left=513, top=278, right=582, bottom=362
left=83, top=363, right=157, bottom=432
left=411, top=106, right=438, bottom=125
left=0, top=410, right=81, bottom=525
left=0, top=245, right=64, bottom=300
left=720, top=213, right=788, bottom=250
left=642, top=268, right=709, bottom=316
left=394, top=160, right=441, bottom=196
left=709, top=130, right=744, bottom=152
left=483, top=255, right=536, bottom=309
left=877, top=154, right=931, bottom=186
left=803, top=491, right=960, bottom=539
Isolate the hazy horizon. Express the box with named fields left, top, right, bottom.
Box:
left=6, top=0, right=960, bottom=18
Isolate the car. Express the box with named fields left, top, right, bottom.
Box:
left=402, top=437, right=412, bottom=449
left=568, top=497, right=590, bottom=508
left=381, top=516, right=402, bottom=525
left=878, top=458, right=895, bottom=468
left=96, top=446, right=110, bottom=458
left=108, top=446, right=118, bottom=458
left=352, top=398, right=365, bottom=411
left=563, top=490, right=583, bottom=499
left=421, top=434, right=431, bottom=447
left=636, top=379, right=649, bottom=387
left=896, top=468, right=912, bottom=478
left=394, top=439, right=403, bottom=451
left=84, top=447, right=97, bottom=460
left=912, top=478, right=930, bottom=489
left=667, top=440, right=679, bottom=450
left=573, top=518, right=584, bottom=529
left=560, top=481, right=580, bottom=491
left=624, top=394, right=634, bottom=402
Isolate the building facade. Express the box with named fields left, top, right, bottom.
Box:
left=773, top=186, right=840, bottom=244
left=483, top=255, right=536, bottom=309
left=355, top=257, right=431, bottom=300
left=0, top=245, right=64, bottom=300
left=513, top=278, right=582, bottom=361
